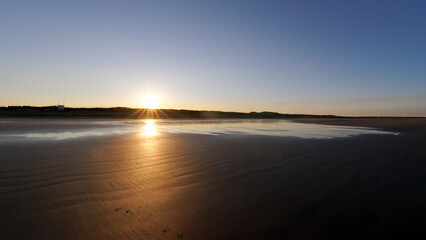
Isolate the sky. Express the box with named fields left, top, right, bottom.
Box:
left=0, top=0, right=425, bottom=116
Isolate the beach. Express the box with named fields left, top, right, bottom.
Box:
left=1, top=118, right=426, bottom=239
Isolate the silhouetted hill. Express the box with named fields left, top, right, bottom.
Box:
left=0, top=106, right=341, bottom=119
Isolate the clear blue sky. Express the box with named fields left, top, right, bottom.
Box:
left=1, top=0, right=425, bottom=116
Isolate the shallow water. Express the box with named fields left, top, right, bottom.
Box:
left=0, top=119, right=397, bottom=142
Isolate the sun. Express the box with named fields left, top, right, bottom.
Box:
left=143, top=95, right=159, bottom=109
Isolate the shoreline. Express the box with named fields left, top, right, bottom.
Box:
left=291, top=117, right=426, bottom=133
left=2, top=116, right=425, bottom=133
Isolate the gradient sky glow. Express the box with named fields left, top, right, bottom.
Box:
left=1, top=0, right=425, bottom=116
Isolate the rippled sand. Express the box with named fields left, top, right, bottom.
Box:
left=1, top=119, right=426, bottom=239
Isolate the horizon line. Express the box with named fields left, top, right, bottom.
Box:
left=1, top=105, right=425, bottom=118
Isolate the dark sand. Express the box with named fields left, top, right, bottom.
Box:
left=1, top=118, right=426, bottom=239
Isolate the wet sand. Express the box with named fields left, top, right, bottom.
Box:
left=293, top=117, right=426, bottom=133
left=1, top=119, right=426, bottom=239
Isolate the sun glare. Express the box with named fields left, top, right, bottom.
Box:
left=141, top=119, right=158, bottom=136
left=143, top=95, right=159, bottom=109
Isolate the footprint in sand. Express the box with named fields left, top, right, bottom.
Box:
left=177, top=233, right=185, bottom=239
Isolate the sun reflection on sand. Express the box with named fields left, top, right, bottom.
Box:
left=141, top=119, right=158, bottom=136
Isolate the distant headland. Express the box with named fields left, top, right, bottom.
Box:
left=0, top=106, right=342, bottom=119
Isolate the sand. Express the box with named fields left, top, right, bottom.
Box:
left=1, top=118, right=426, bottom=239
left=293, top=117, right=426, bottom=133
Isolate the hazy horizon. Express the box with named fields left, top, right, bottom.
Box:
left=1, top=1, right=425, bottom=117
